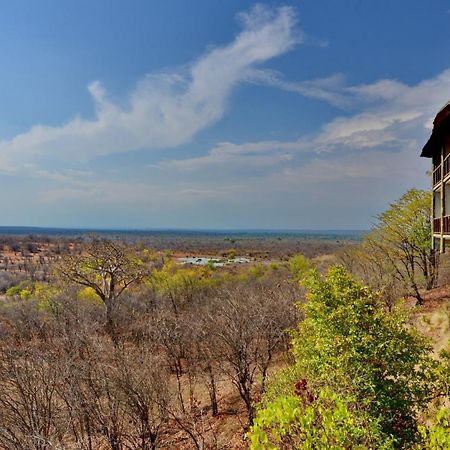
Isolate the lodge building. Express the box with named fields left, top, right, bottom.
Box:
left=421, top=102, right=450, bottom=252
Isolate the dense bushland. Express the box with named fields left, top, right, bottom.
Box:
left=0, top=240, right=301, bottom=449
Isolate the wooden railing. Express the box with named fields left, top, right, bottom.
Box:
left=433, top=164, right=442, bottom=186
left=433, top=216, right=450, bottom=234
left=434, top=218, right=441, bottom=233
left=433, top=155, right=450, bottom=187
left=445, top=154, right=450, bottom=178
left=444, top=215, right=450, bottom=234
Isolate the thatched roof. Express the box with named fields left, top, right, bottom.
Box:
left=421, top=101, right=450, bottom=158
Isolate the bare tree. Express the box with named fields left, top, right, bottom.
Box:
left=57, top=239, right=148, bottom=333
left=117, top=347, right=170, bottom=450
left=0, top=349, right=66, bottom=450
left=204, top=282, right=297, bottom=428
left=253, top=284, right=297, bottom=392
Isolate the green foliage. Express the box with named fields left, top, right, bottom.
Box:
left=250, top=388, right=394, bottom=449
left=376, top=189, right=432, bottom=253
left=141, top=248, right=161, bottom=263
left=6, top=281, right=34, bottom=299
left=416, top=408, right=450, bottom=449
left=58, top=240, right=147, bottom=309
left=268, top=262, right=279, bottom=271
left=149, top=261, right=221, bottom=310
left=358, top=189, right=436, bottom=302
left=78, top=286, right=104, bottom=305
left=33, top=283, right=60, bottom=311
left=248, top=264, right=267, bottom=280
left=250, top=267, right=441, bottom=448
left=288, top=254, right=312, bottom=282
left=5, top=281, right=60, bottom=310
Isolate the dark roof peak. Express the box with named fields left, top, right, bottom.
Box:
left=433, top=101, right=450, bottom=129
left=421, top=101, right=450, bottom=158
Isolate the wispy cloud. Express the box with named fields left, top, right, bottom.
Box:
left=162, top=68, right=450, bottom=176
left=0, top=4, right=298, bottom=172
left=247, top=69, right=350, bottom=107
left=26, top=65, right=449, bottom=227
left=160, top=140, right=298, bottom=171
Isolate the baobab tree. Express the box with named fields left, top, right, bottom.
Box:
left=57, top=239, right=147, bottom=332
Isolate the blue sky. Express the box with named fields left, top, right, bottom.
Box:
left=0, top=0, right=448, bottom=229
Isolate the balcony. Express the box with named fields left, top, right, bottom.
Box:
left=434, top=218, right=441, bottom=233
left=433, top=164, right=442, bottom=186
left=433, top=154, right=450, bottom=187
left=433, top=216, right=450, bottom=234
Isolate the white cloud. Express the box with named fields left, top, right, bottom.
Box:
left=247, top=69, right=350, bottom=107
left=160, top=140, right=298, bottom=170
left=0, top=4, right=297, bottom=172
left=162, top=68, right=450, bottom=176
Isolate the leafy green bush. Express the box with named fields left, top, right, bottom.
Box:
left=416, top=408, right=450, bottom=449
left=250, top=388, right=395, bottom=449
left=288, top=254, right=312, bottom=282
left=6, top=280, right=34, bottom=300
left=249, top=267, right=441, bottom=448
left=6, top=280, right=60, bottom=310
left=248, top=263, right=267, bottom=280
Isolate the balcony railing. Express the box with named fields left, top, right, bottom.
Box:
left=434, top=218, right=441, bottom=233
left=433, top=216, right=450, bottom=234
left=445, top=155, right=450, bottom=178
left=433, top=164, right=442, bottom=186
left=444, top=216, right=450, bottom=234
left=433, top=154, right=450, bottom=187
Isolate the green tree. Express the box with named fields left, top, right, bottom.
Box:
left=288, top=254, right=312, bottom=282
left=362, top=189, right=437, bottom=304
left=149, top=261, right=219, bottom=315
left=250, top=267, right=440, bottom=448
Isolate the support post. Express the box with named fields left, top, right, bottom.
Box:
left=432, top=160, right=435, bottom=251
left=441, top=146, right=445, bottom=253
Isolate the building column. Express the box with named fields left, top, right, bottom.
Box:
left=432, top=160, right=435, bottom=251
left=441, top=146, right=445, bottom=253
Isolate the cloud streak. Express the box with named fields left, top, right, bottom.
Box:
left=0, top=4, right=298, bottom=171
left=162, top=69, right=450, bottom=177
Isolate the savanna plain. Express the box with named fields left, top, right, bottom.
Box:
left=0, top=191, right=449, bottom=450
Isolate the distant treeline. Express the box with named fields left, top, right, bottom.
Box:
left=0, top=226, right=366, bottom=240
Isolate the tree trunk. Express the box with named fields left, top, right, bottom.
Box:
left=206, top=365, right=218, bottom=416
left=104, top=297, right=119, bottom=343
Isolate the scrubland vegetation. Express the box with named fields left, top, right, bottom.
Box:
left=0, top=190, right=449, bottom=449
left=0, top=236, right=303, bottom=449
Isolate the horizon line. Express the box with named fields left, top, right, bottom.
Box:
left=0, top=225, right=368, bottom=233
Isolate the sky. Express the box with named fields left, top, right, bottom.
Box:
left=0, top=0, right=449, bottom=230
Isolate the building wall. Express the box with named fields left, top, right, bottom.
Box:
left=445, top=184, right=450, bottom=215
left=434, top=190, right=441, bottom=218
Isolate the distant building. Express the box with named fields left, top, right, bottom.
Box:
left=421, top=102, right=450, bottom=252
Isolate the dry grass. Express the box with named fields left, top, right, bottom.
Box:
left=412, top=285, right=450, bottom=354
